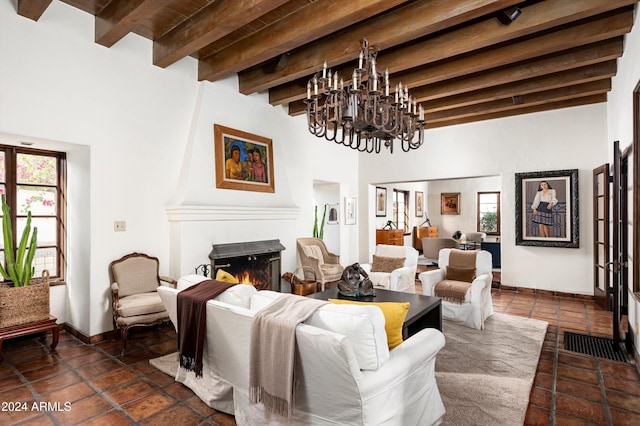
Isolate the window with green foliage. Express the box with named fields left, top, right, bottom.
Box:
left=0, top=145, right=66, bottom=281
left=393, top=189, right=410, bottom=234
left=477, top=191, right=500, bottom=235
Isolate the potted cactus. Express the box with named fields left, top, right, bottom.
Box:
left=0, top=194, right=50, bottom=328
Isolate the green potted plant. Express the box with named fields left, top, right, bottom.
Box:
left=312, top=204, right=327, bottom=240
left=0, top=194, right=50, bottom=328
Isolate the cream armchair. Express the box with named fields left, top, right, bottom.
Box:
left=361, top=245, right=419, bottom=293
left=422, top=237, right=460, bottom=265
left=296, top=238, right=344, bottom=291
left=109, top=252, right=176, bottom=354
left=419, top=248, right=493, bottom=329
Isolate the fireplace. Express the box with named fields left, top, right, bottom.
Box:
left=208, top=239, right=286, bottom=291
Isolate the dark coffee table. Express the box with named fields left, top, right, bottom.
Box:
left=308, top=288, right=441, bottom=339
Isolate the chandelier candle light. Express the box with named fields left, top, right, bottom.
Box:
left=305, top=39, right=425, bottom=153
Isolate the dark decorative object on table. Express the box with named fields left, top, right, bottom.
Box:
left=382, top=220, right=397, bottom=230
left=337, top=263, right=376, bottom=298
left=452, top=230, right=462, bottom=240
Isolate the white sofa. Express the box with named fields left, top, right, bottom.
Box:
left=158, top=275, right=446, bottom=425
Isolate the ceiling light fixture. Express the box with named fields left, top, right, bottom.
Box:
left=497, top=7, right=522, bottom=25
left=305, top=39, right=425, bottom=154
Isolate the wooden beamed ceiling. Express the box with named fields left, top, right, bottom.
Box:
left=18, top=0, right=638, bottom=128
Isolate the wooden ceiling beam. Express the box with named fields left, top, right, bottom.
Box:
left=153, top=0, right=290, bottom=69
left=409, top=39, right=624, bottom=101
left=95, top=0, right=167, bottom=47
left=198, top=0, right=408, bottom=82
left=422, top=61, right=617, bottom=113
left=17, top=0, right=52, bottom=21
left=269, top=5, right=633, bottom=105
left=426, top=79, right=612, bottom=123
left=242, top=0, right=637, bottom=95
left=426, top=94, right=607, bottom=128
left=237, top=0, right=522, bottom=93
left=286, top=37, right=624, bottom=116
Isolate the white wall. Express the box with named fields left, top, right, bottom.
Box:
left=359, top=103, right=608, bottom=295
left=0, top=1, right=359, bottom=337
left=1, top=1, right=638, bottom=339
left=606, top=10, right=640, bottom=356
left=426, top=176, right=501, bottom=241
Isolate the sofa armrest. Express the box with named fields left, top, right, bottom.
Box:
left=418, top=270, right=445, bottom=296
left=389, top=265, right=416, bottom=293
left=358, top=328, right=445, bottom=394
left=469, top=273, right=491, bottom=304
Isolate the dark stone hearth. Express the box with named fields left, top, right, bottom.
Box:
left=209, top=239, right=285, bottom=292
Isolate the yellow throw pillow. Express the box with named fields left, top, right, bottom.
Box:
left=328, top=299, right=410, bottom=350
left=371, top=255, right=406, bottom=273
left=215, top=269, right=239, bottom=283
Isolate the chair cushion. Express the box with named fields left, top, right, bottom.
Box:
left=117, top=292, right=166, bottom=317
left=320, top=263, right=344, bottom=280
left=112, top=257, right=160, bottom=297
left=216, top=269, right=239, bottom=283
left=445, top=266, right=476, bottom=283
left=371, top=255, right=406, bottom=273
left=250, top=291, right=389, bottom=370
left=368, top=271, right=391, bottom=289
left=328, top=299, right=410, bottom=350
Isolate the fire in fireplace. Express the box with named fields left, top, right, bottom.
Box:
left=208, top=239, right=286, bottom=291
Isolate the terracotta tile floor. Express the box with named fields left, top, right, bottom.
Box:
left=1, top=289, right=639, bottom=425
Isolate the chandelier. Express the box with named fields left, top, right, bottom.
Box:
left=305, top=39, right=425, bottom=154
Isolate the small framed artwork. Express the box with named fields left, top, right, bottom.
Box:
left=415, top=191, right=424, bottom=217
left=345, top=197, right=356, bottom=225
left=214, top=124, right=275, bottom=193
left=441, top=193, right=460, bottom=215
left=375, top=187, right=387, bottom=217
left=515, top=169, right=579, bottom=248
left=327, top=204, right=339, bottom=225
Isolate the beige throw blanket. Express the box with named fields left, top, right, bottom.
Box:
left=435, top=249, right=477, bottom=304
left=249, top=294, right=328, bottom=418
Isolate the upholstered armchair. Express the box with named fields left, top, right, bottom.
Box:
left=361, top=244, right=419, bottom=293
left=418, top=248, right=493, bottom=329
left=296, top=238, right=344, bottom=291
left=109, top=252, right=176, bottom=354
left=462, top=232, right=486, bottom=249
left=422, top=237, right=460, bottom=265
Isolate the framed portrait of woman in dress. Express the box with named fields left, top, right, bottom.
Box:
left=515, top=169, right=579, bottom=248
left=214, top=124, right=275, bottom=193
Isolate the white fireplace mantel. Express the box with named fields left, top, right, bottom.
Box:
left=165, top=205, right=300, bottom=222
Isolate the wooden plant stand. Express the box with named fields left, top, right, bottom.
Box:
left=0, top=316, right=59, bottom=362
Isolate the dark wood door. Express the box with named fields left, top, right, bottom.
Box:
left=611, top=140, right=628, bottom=347
left=593, top=164, right=610, bottom=311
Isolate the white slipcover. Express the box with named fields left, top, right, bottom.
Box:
left=159, top=282, right=446, bottom=425
left=361, top=244, right=419, bottom=293
left=419, top=248, right=494, bottom=329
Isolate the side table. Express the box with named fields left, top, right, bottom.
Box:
left=0, top=316, right=59, bottom=362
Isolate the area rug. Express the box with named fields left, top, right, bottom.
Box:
left=436, top=312, right=548, bottom=425
left=149, top=352, right=177, bottom=377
